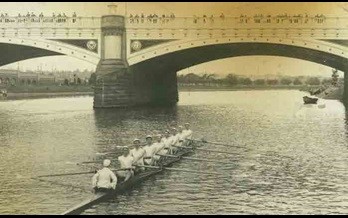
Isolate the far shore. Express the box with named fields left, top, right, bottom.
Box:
left=1, top=84, right=323, bottom=101
left=177, top=85, right=316, bottom=92
left=3, top=92, right=93, bottom=100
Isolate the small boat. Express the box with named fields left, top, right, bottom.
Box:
left=303, top=96, right=318, bottom=104
left=61, top=141, right=200, bottom=215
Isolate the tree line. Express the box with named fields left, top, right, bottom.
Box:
left=177, top=73, right=337, bottom=86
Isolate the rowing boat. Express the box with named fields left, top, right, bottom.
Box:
left=61, top=141, right=198, bottom=215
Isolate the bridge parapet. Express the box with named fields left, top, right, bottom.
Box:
left=0, top=17, right=101, bottom=29
left=125, top=16, right=348, bottom=29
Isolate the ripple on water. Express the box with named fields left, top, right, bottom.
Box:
left=0, top=92, right=348, bottom=214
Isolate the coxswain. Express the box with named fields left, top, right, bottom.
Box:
left=116, top=146, right=134, bottom=182
left=92, top=159, right=117, bottom=192
left=130, top=138, right=146, bottom=172
left=143, top=135, right=157, bottom=166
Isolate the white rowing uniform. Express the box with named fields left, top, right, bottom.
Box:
left=92, top=167, right=117, bottom=189
left=182, top=129, right=193, bottom=140
left=160, top=137, right=166, bottom=144
left=170, top=134, right=180, bottom=152
left=143, top=143, right=156, bottom=165
left=176, top=132, right=185, bottom=146
left=153, top=141, right=166, bottom=160
left=130, top=147, right=145, bottom=166
left=117, top=154, right=134, bottom=178
left=163, top=136, right=173, bottom=152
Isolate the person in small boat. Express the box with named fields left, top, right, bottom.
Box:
left=143, top=135, right=157, bottom=166
left=116, top=146, right=134, bottom=182
left=176, top=125, right=185, bottom=146
left=92, top=159, right=117, bottom=192
left=163, top=129, right=174, bottom=154
left=130, top=138, right=146, bottom=173
left=160, top=131, right=166, bottom=144
left=170, top=128, right=180, bottom=154
left=182, top=123, right=193, bottom=145
left=153, top=134, right=166, bottom=165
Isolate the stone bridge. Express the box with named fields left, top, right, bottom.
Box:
left=1, top=12, right=348, bottom=107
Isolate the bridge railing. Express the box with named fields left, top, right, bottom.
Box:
left=0, top=17, right=101, bottom=29
left=125, top=16, right=348, bottom=29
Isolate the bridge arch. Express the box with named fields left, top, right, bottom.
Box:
left=128, top=37, right=348, bottom=72
left=126, top=36, right=348, bottom=106
left=0, top=37, right=100, bottom=67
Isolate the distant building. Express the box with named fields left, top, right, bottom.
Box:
left=0, top=69, right=56, bottom=86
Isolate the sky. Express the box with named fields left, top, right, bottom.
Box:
left=0, top=2, right=347, bottom=77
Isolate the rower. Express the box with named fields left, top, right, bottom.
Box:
left=163, top=130, right=173, bottom=154
left=177, top=125, right=185, bottom=147
left=92, top=159, right=117, bottom=192
left=153, top=134, right=166, bottom=165
left=160, top=131, right=166, bottom=144
left=116, top=146, right=134, bottom=182
left=143, top=135, right=157, bottom=166
left=170, top=128, right=180, bottom=154
left=182, top=123, right=193, bottom=145
left=130, top=138, right=146, bottom=173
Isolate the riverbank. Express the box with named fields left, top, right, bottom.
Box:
left=178, top=85, right=318, bottom=92
left=4, top=92, right=93, bottom=100
left=0, top=85, right=93, bottom=100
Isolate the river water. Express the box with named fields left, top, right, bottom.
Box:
left=0, top=90, right=347, bottom=215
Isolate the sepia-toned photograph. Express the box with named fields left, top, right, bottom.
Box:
left=0, top=1, right=348, bottom=215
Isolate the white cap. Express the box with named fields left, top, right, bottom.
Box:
left=185, top=123, right=190, bottom=126
left=103, top=159, right=111, bottom=167
left=146, top=135, right=152, bottom=139
left=133, top=138, right=140, bottom=143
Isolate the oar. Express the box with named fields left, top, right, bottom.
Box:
left=190, top=139, right=249, bottom=150
left=134, top=165, right=223, bottom=176
left=32, top=177, right=92, bottom=193
left=33, top=168, right=132, bottom=178
left=96, top=144, right=147, bottom=155
left=174, top=145, right=241, bottom=155
left=158, top=154, right=231, bottom=164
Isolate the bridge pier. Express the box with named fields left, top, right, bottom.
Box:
left=93, top=15, right=134, bottom=108
left=344, top=66, right=348, bottom=104
left=93, top=14, right=178, bottom=108
left=130, top=65, right=179, bottom=106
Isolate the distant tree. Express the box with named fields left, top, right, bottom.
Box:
left=77, top=77, right=82, bottom=85
left=331, top=68, right=339, bottom=86
left=177, top=75, right=185, bottom=83
left=280, top=78, right=292, bottom=85
left=266, top=79, right=278, bottom=85
left=184, top=73, right=202, bottom=84
left=64, top=78, right=69, bottom=86
left=89, top=73, right=96, bottom=85
left=293, top=78, right=303, bottom=85
left=206, top=73, right=216, bottom=86
left=239, top=77, right=253, bottom=85
left=254, top=79, right=265, bottom=85
left=225, top=74, right=239, bottom=86
left=321, top=78, right=332, bottom=85
left=305, top=77, right=321, bottom=85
